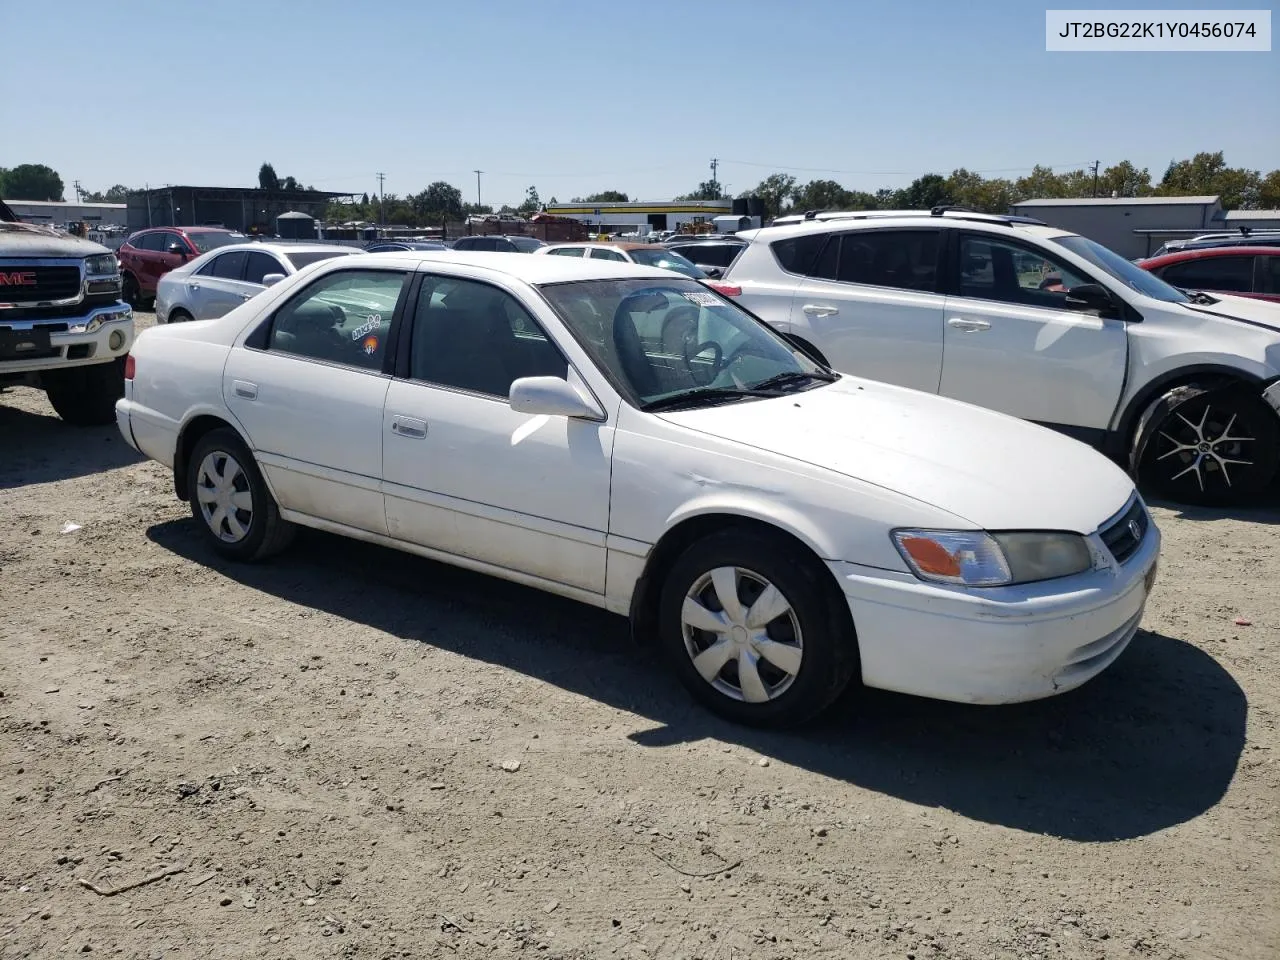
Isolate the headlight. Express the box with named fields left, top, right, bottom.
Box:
left=892, top=529, right=1093, bottom=587
left=85, top=253, right=119, bottom=277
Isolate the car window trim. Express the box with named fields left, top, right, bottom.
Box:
left=944, top=230, right=1103, bottom=307
left=244, top=265, right=412, bottom=377
left=392, top=270, right=578, bottom=403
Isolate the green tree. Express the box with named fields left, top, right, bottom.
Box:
left=258, top=163, right=280, bottom=191
left=1014, top=165, right=1066, bottom=200
left=462, top=202, right=494, bottom=215
left=1098, top=161, right=1153, bottom=198
left=874, top=187, right=901, bottom=208
left=518, top=185, right=541, bottom=213
left=413, top=181, right=464, bottom=220
left=1156, top=151, right=1261, bottom=209
left=675, top=180, right=725, bottom=202
left=741, top=173, right=796, bottom=220
left=790, top=179, right=855, bottom=212
left=899, top=173, right=950, bottom=209
left=0, top=163, right=65, bottom=201
left=1259, top=170, right=1280, bottom=209
left=573, top=190, right=629, bottom=203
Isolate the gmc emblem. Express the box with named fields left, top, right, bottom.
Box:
left=0, top=271, right=38, bottom=286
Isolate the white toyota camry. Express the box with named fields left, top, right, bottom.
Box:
left=116, top=252, right=1160, bottom=726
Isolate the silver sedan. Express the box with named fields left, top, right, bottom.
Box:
left=155, top=242, right=362, bottom=324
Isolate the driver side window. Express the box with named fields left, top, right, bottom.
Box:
left=958, top=236, right=1089, bottom=309
left=267, top=269, right=408, bottom=371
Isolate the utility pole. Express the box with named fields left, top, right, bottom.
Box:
left=709, top=158, right=719, bottom=196
left=474, top=170, right=483, bottom=208
left=1090, top=160, right=1100, bottom=198
left=72, top=180, right=82, bottom=202
left=375, top=172, right=385, bottom=227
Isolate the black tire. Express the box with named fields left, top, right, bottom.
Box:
left=187, top=427, right=295, bottom=562
left=42, top=358, right=126, bottom=426
left=122, top=273, right=141, bottom=309
left=1139, top=388, right=1279, bottom=505
left=168, top=308, right=194, bottom=324
left=657, top=528, right=859, bottom=727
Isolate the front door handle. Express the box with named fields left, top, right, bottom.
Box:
left=390, top=415, right=427, bottom=439
left=802, top=303, right=839, bottom=318
left=232, top=380, right=258, bottom=400
left=947, top=317, right=992, bottom=332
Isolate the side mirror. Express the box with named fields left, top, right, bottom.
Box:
left=262, top=273, right=285, bottom=288
left=1064, top=283, right=1120, bottom=318
left=509, top=376, right=604, bottom=420
left=167, top=242, right=187, bottom=256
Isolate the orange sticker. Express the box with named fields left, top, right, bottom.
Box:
left=362, top=335, right=379, bottom=356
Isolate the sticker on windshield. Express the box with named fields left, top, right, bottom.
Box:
left=351, top=315, right=381, bottom=340
left=681, top=291, right=719, bottom=307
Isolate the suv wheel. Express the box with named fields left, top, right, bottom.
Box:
left=42, top=358, right=126, bottom=426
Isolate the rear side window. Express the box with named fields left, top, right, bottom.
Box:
left=822, top=231, right=940, bottom=292
left=770, top=234, right=827, bottom=275
left=589, top=248, right=628, bottom=262
left=267, top=269, right=409, bottom=371
left=134, top=232, right=165, bottom=252
left=1262, top=256, right=1280, bottom=295
left=1159, top=256, right=1254, bottom=294
left=245, top=252, right=286, bottom=284
left=210, top=251, right=248, bottom=280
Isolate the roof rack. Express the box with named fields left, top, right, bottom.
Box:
left=773, top=208, right=1046, bottom=228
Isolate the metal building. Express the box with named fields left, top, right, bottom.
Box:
left=126, top=186, right=353, bottom=235
left=542, top=199, right=734, bottom=234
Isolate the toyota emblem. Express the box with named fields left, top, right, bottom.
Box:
left=1128, top=519, right=1142, bottom=541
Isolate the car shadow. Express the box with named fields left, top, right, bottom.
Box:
left=0, top=401, right=142, bottom=489
left=1147, top=494, right=1280, bottom=525
left=146, top=519, right=1246, bottom=842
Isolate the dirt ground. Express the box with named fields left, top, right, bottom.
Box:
left=2, top=313, right=1277, bottom=960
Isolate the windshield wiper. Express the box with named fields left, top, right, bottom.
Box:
left=641, top=386, right=783, bottom=412
left=1178, top=287, right=1220, bottom=305
left=751, top=370, right=838, bottom=392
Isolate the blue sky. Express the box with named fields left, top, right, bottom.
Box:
left=2, top=1, right=1276, bottom=206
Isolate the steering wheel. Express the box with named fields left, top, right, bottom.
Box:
left=683, top=339, right=723, bottom=386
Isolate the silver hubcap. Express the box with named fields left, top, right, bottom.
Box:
left=1155, top=404, right=1255, bottom=492
left=195, top=450, right=254, bottom=543
left=681, top=566, right=803, bottom=704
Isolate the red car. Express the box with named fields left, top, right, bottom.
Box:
left=117, top=226, right=246, bottom=308
left=1138, top=246, right=1280, bottom=303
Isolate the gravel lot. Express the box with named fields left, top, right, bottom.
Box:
left=2, top=312, right=1277, bottom=959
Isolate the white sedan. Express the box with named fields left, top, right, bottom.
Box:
left=116, top=252, right=1160, bottom=725
left=155, top=242, right=361, bottom=324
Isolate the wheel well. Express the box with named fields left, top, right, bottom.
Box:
left=173, top=415, right=239, bottom=500
left=1113, top=367, right=1263, bottom=464
left=627, top=513, right=851, bottom=645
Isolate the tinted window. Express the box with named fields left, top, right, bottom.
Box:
left=244, top=252, right=287, bottom=285
left=1262, top=256, right=1280, bottom=295
left=210, top=251, right=249, bottom=280
left=160, top=232, right=188, bottom=253
left=509, top=237, right=545, bottom=252
left=548, top=247, right=585, bottom=257
left=824, top=230, right=939, bottom=292
left=957, top=235, right=1087, bottom=308
left=1055, top=234, right=1188, bottom=304
left=1159, top=256, right=1254, bottom=294
left=136, top=232, right=167, bottom=252
left=286, top=250, right=355, bottom=270
left=188, top=231, right=246, bottom=253
left=408, top=276, right=567, bottom=398
left=770, top=234, right=827, bottom=274
left=674, top=244, right=742, bottom=269
left=627, top=249, right=706, bottom=278
left=268, top=270, right=408, bottom=370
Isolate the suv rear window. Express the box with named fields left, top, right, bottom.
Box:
left=770, top=234, right=827, bottom=275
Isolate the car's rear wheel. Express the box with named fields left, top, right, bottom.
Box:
left=42, top=358, right=126, bottom=426
left=1140, top=388, right=1279, bottom=505
left=122, top=273, right=141, bottom=309
left=188, top=428, right=295, bottom=561
left=657, top=528, right=859, bottom=726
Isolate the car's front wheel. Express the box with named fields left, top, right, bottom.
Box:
left=657, top=528, right=859, bottom=726
left=187, top=428, right=295, bottom=561
left=1140, top=388, right=1279, bottom=505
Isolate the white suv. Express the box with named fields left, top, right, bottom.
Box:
left=718, top=208, right=1280, bottom=505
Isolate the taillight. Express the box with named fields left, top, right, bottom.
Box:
left=124, top=355, right=135, bottom=380
left=705, top=281, right=742, bottom=297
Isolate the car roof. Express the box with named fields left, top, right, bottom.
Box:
left=545, top=241, right=665, bottom=251
left=1141, top=246, right=1280, bottom=266
left=742, top=215, right=1071, bottom=244
left=360, top=249, right=681, bottom=283
left=202, top=242, right=361, bottom=257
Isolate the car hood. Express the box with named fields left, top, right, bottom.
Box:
left=658, top=377, right=1135, bottom=533
left=0, top=220, right=111, bottom=257
left=1180, top=292, right=1280, bottom=332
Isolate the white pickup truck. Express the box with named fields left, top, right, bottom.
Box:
left=1, top=199, right=134, bottom=424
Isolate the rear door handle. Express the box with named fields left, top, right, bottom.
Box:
left=947, top=317, right=991, bottom=332
left=802, top=303, right=839, bottom=318
left=232, top=380, right=257, bottom=400
left=391, top=416, right=427, bottom=439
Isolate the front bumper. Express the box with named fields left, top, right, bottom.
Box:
left=831, top=519, right=1161, bottom=705
left=0, top=302, right=134, bottom=375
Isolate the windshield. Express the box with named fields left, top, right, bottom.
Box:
left=1055, top=234, right=1189, bottom=303
left=628, top=248, right=707, bottom=278
left=538, top=277, right=832, bottom=409
left=189, top=231, right=247, bottom=253
left=286, top=250, right=357, bottom=270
